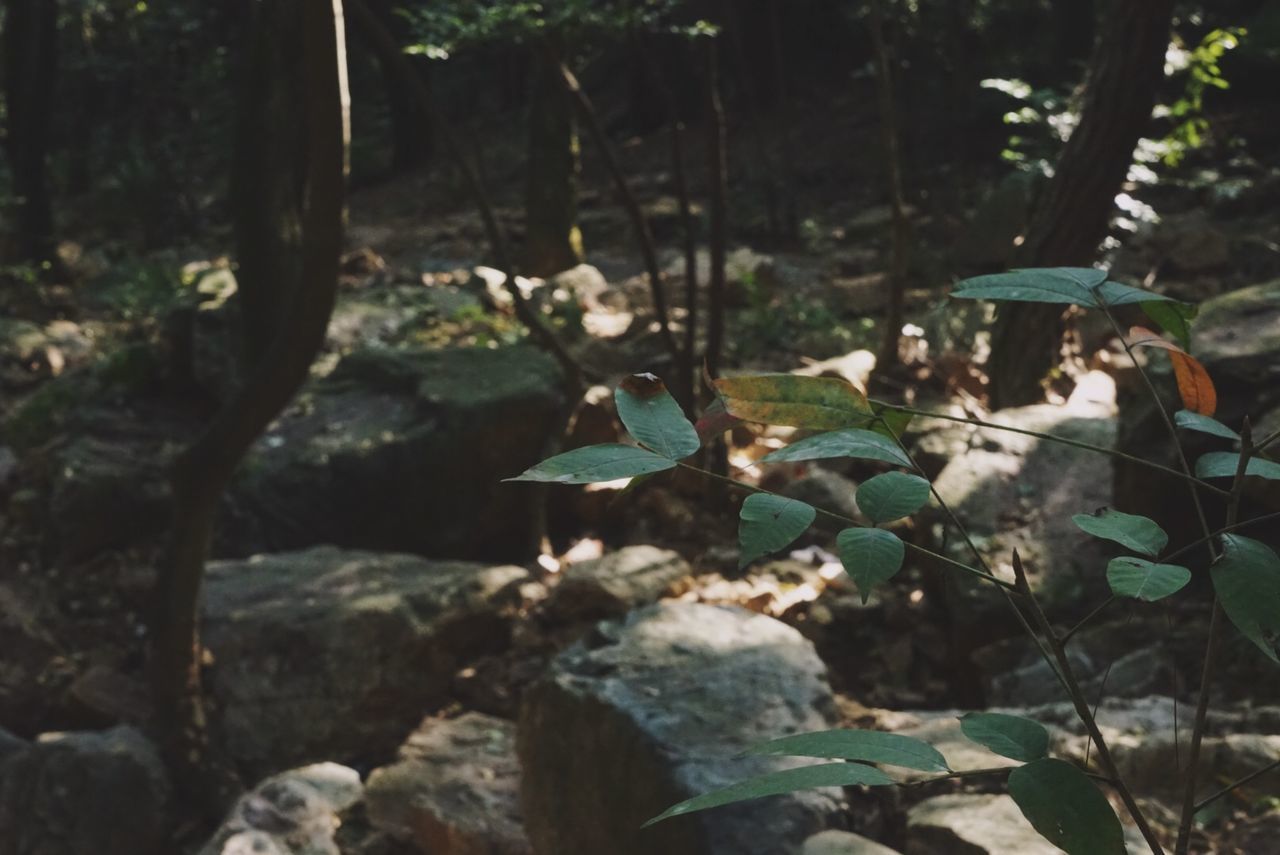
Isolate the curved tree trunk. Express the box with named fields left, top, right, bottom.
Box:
left=2, top=0, right=59, bottom=269
left=524, top=40, right=584, bottom=277
left=987, top=0, right=1173, bottom=408
left=150, top=0, right=349, bottom=813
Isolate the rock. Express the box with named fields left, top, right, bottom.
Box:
left=543, top=546, right=690, bottom=623
left=203, top=547, right=529, bottom=775
left=518, top=602, right=846, bottom=855
left=365, top=713, right=531, bottom=855
left=198, top=763, right=362, bottom=855
left=920, top=401, right=1117, bottom=632
left=803, top=830, right=904, bottom=855
left=224, top=345, right=565, bottom=562
left=906, top=794, right=1060, bottom=855
left=0, top=726, right=170, bottom=855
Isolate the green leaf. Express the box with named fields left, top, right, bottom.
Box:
left=1212, top=534, right=1280, bottom=664
left=505, top=444, right=675, bottom=484
left=837, top=528, right=905, bottom=603
left=748, top=730, right=950, bottom=773
left=738, top=494, right=817, bottom=569
left=714, top=374, right=875, bottom=430
left=871, top=403, right=914, bottom=439
left=1107, top=557, right=1192, bottom=602
left=1175, top=409, right=1239, bottom=440
left=643, top=762, right=893, bottom=828
left=856, top=471, right=931, bottom=523
left=959, top=712, right=1049, bottom=762
left=614, top=374, right=701, bottom=460
left=1071, top=508, right=1168, bottom=557
left=762, top=428, right=914, bottom=468
left=952, top=267, right=1108, bottom=306
left=1143, top=301, right=1197, bottom=349
left=1196, top=452, right=1280, bottom=481
left=1008, top=759, right=1126, bottom=855
left=1094, top=280, right=1175, bottom=307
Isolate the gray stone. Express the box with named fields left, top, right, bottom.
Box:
left=198, top=763, right=362, bottom=855
left=906, top=794, right=1060, bottom=855
left=224, top=344, right=565, bottom=562
left=0, top=726, right=170, bottom=855
left=365, top=713, right=531, bottom=855
left=803, top=830, right=904, bottom=855
left=518, top=602, right=846, bottom=855
left=543, top=546, right=690, bottom=622
left=203, top=547, right=528, bottom=775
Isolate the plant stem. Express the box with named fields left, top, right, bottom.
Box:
left=1174, top=420, right=1253, bottom=853
left=1010, top=552, right=1167, bottom=855
left=676, top=462, right=1019, bottom=592
left=900, top=764, right=1115, bottom=787
left=1062, top=595, right=1116, bottom=645
left=867, top=399, right=1231, bottom=498
left=1159, top=511, right=1280, bottom=564
left=1192, top=758, right=1280, bottom=813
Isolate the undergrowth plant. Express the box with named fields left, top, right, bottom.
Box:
left=509, top=267, right=1280, bottom=855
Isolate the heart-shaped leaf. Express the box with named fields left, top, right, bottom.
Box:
left=1212, top=534, right=1280, bottom=664
left=643, top=762, right=893, bottom=827
left=615, top=373, right=701, bottom=460
left=856, top=471, right=931, bottom=523
left=1175, top=410, right=1238, bottom=440
left=1107, top=557, right=1192, bottom=602
left=1008, top=759, right=1126, bottom=855
left=762, top=428, right=914, bottom=468
left=714, top=374, right=875, bottom=430
left=748, top=730, right=950, bottom=773
left=739, top=494, right=817, bottom=569
left=506, top=444, right=675, bottom=484
left=1071, top=508, right=1168, bottom=557
left=837, top=527, right=905, bottom=603
left=1197, top=452, right=1280, bottom=481
left=959, top=712, right=1049, bottom=762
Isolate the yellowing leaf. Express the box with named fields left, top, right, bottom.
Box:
left=1127, top=326, right=1217, bottom=416
left=714, top=374, right=874, bottom=430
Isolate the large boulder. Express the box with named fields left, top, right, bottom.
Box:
left=365, top=713, right=532, bottom=855
left=223, top=345, right=565, bottom=562
left=203, top=547, right=529, bottom=775
left=0, top=726, right=170, bottom=855
left=198, top=763, right=362, bottom=855
left=518, top=602, right=846, bottom=855
left=541, top=545, right=690, bottom=624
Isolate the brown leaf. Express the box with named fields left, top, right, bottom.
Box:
left=1126, top=326, right=1217, bottom=416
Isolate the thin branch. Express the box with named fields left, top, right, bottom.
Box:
left=1159, top=511, right=1280, bottom=564
left=1193, top=758, right=1280, bottom=813
left=1176, top=419, right=1253, bottom=853
left=899, top=764, right=1115, bottom=788
left=867, top=400, right=1232, bottom=498
left=1062, top=595, right=1116, bottom=645
left=1010, top=552, right=1167, bottom=855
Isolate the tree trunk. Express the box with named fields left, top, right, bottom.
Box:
left=370, top=0, right=432, bottom=173
left=524, top=41, right=583, bottom=277
left=150, top=0, right=349, bottom=813
left=987, top=0, right=1174, bottom=409
left=2, top=0, right=59, bottom=269
left=704, top=37, right=728, bottom=381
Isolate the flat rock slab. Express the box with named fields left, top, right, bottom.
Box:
left=906, top=793, right=1148, bottom=855
left=204, top=546, right=528, bottom=775
left=198, top=763, right=362, bottom=855
left=803, top=830, right=905, bottom=855
left=518, top=602, right=846, bottom=855
left=365, top=713, right=531, bottom=855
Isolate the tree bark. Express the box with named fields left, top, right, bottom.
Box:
left=150, top=0, right=349, bottom=813
left=704, top=37, right=728, bottom=381
left=369, top=0, right=433, bottom=173
left=524, top=40, right=584, bottom=276
left=987, top=0, right=1174, bottom=409
left=2, top=0, right=59, bottom=269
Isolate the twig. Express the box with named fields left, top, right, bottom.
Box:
left=899, top=764, right=1116, bottom=788
left=1192, top=758, right=1280, bottom=813
left=1010, top=552, right=1167, bottom=855
left=1159, top=511, right=1280, bottom=564
left=1062, top=595, right=1116, bottom=645
left=1175, top=419, right=1254, bottom=853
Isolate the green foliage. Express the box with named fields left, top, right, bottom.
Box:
left=1212, top=535, right=1280, bottom=663
left=952, top=267, right=1171, bottom=309
left=837, top=527, right=904, bottom=604
left=1071, top=508, right=1168, bottom=557
left=1196, top=452, right=1280, bottom=481
left=507, top=443, right=675, bottom=483
left=959, top=712, right=1050, bottom=762
left=614, top=374, right=700, bottom=461
left=760, top=429, right=913, bottom=468
left=1157, top=28, right=1245, bottom=167
left=1007, top=759, right=1126, bottom=855
left=748, top=729, right=950, bottom=774
left=715, top=374, right=877, bottom=431
left=642, top=762, right=894, bottom=828
left=738, top=494, right=816, bottom=569
left=1143, top=301, right=1198, bottom=350
left=1106, top=557, right=1192, bottom=602
left=1175, top=410, right=1239, bottom=441
left=855, top=471, right=931, bottom=523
